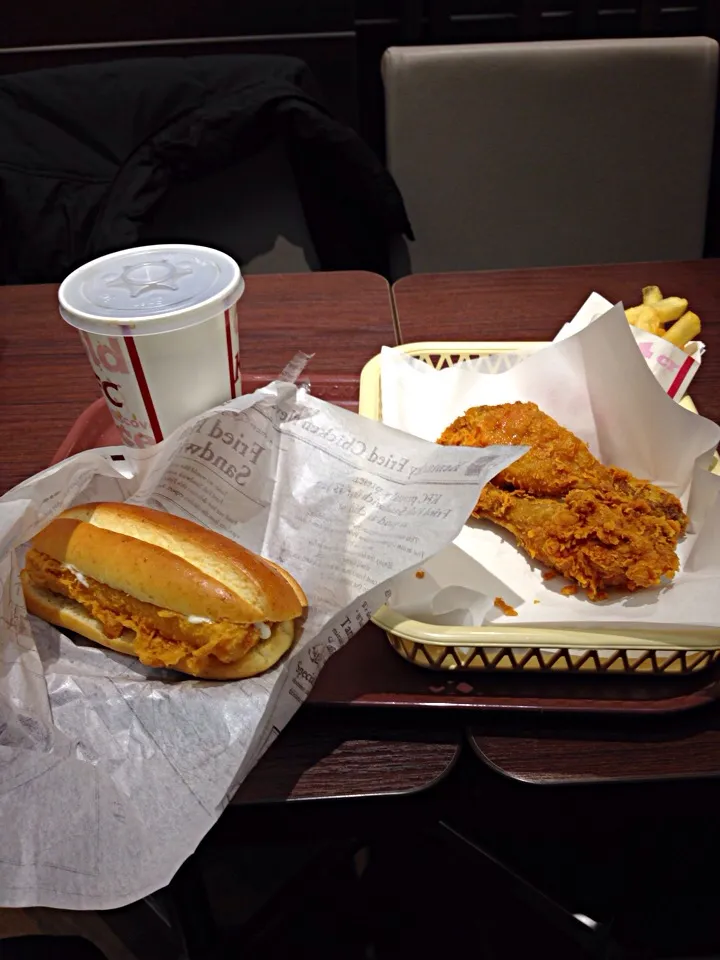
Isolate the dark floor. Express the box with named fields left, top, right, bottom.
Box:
left=6, top=831, right=720, bottom=960
left=5, top=797, right=720, bottom=960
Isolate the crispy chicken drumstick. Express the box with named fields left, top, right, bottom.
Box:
left=438, top=402, right=687, bottom=600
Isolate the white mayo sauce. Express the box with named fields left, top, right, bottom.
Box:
left=66, top=564, right=89, bottom=588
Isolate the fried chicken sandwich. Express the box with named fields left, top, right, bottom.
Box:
left=21, top=502, right=307, bottom=679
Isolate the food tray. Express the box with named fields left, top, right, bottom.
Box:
left=307, top=622, right=720, bottom=713
left=358, top=341, right=720, bottom=677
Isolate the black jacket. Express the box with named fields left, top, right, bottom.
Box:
left=0, top=55, right=412, bottom=283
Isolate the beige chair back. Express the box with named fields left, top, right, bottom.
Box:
left=383, top=38, right=718, bottom=274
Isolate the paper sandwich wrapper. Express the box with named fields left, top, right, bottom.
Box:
left=0, top=381, right=522, bottom=909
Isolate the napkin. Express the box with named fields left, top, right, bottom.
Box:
left=380, top=303, right=720, bottom=632
left=555, top=292, right=704, bottom=401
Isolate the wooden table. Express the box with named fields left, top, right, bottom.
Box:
left=0, top=271, right=399, bottom=494
left=394, top=259, right=720, bottom=423
left=394, top=260, right=720, bottom=785
left=0, top=271, right=461, bottom=804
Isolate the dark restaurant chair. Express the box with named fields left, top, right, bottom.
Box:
left=0, top=937, right=107, bottom=959
left=382, top=37, right=718, bottom=275
left=0, top=55, right=410, bottom=285
left=140, top=134, right=321, bottom=275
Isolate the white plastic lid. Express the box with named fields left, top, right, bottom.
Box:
left=59, top=244, right=244, bottom=336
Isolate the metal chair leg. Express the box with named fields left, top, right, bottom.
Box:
left=433, top=820, right=636, bottom=959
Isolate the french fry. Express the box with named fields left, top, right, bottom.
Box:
left=627, top=286, right=702, bottom=350
left=625, top=304, right=663, bottom=336
left=663, top=310, right=701, bottom=349
left=642, top=285, right=663, bottom=305
left=653, top=297, right=688, bottom=326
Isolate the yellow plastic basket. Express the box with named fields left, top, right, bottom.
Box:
left=359, top=342, right=720, bottom=675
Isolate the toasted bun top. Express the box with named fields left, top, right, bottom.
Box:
left=32, top=502, right=307, bottom=623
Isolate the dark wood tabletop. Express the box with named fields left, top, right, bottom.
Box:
left=468, top=710, right=720, bottom=786
left=0, top=271, right=397, bottom=496
left=233, top=706, right=459, bottom=804
left=0, top=270, right=461, bottom=803
left=394, top=260, right=720, bottom=784
left=394, top=259, right=720, bottom=424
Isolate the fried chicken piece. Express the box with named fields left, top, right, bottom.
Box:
left=438, top=401, right=687, bottom=530
left=607, top=466, right=686, bottom=528
left=476, top=485, right=681, bottom=600
left=437, top=402, right=688, bottom=599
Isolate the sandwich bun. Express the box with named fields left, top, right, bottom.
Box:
left=21, top=502, right=307, bottom=680
left=35, top=503, right=306, bottom=622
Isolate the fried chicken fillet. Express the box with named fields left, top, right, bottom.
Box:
left=438, top=402, right=687, bottom=599
left=23, top=550, right=263, bottom=674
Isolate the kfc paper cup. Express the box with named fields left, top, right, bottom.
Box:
left=59, top=244, right=244, bottom=448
